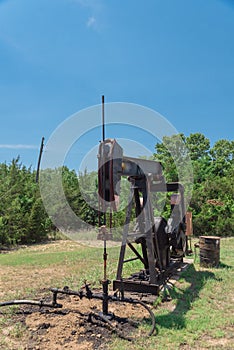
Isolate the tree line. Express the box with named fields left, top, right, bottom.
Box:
left=154, top=133, right=233, bottom=237
left=0, top=133, right=233, bottom=246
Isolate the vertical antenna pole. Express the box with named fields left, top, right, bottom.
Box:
left=36, top=137, right=45, bottom=183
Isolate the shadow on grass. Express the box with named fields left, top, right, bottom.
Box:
left=218, top=261, right=232, bottom=269
left=155, top=264, right=218, bottom=330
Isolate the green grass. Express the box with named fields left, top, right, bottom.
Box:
left=0, top=237, right=234, bottom=349
left=0, top=245, right=106, bottom=267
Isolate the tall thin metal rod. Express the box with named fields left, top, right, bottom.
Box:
left=36, top=136, right=45, bottom=183
left=101, top=94, right=109, bottom=315
left=102, top=95, right=106, bottom=226
left=102, top=95, right=105, bottom=142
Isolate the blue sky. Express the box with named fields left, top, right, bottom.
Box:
left=0, top=0, right=233, bottom=170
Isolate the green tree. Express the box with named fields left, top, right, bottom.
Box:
left=186, top=133, right=210, bottom=160
left=154, top=133, right=188, bottom=182
left=26, top=196, right=48, bottom=243
left=210, top=139, right=234, bottom=176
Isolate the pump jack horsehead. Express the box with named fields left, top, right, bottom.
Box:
left=98, top=138, right=189, bottom=296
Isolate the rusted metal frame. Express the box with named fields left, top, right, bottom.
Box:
left=113, top=280, right=159, bottom=295
left=148, top=190, right=163, bottom=272
left=116, top=259, right=182, bottom=296
left=150, top=182, right=181, bottom=192
left=133, top=185, right=149, bottom=269
left=156, top=259, right=182, bottom=285
left=122, top=156, right=162, bottom=178
left=141, top=178, right=158, bottom=284
left=126, top=242, right=145, bottom=265
left=123, top=256, right=139, bottom=263
left=116, top=184, right=135, bottom=280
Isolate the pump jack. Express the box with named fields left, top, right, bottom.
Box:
left=98, top=138, right=188, bottom=296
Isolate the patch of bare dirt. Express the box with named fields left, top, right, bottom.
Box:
left=3, top=292, right=151, bottom=350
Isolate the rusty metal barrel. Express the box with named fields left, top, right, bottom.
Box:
left=199, top=236, right=220, bottom=267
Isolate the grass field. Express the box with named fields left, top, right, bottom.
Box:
left=0, top=237, right=233, bottom=349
